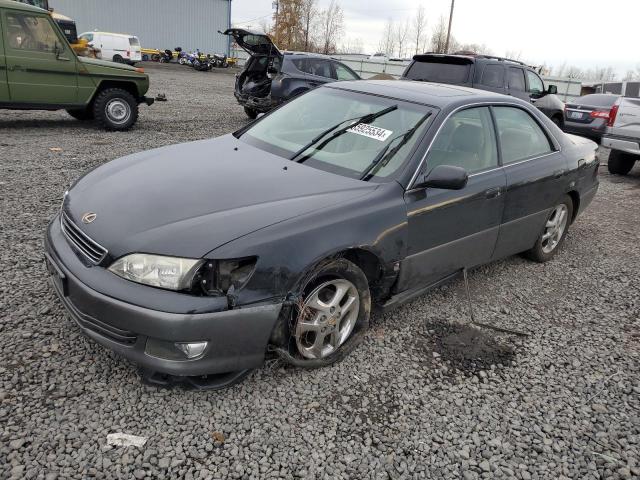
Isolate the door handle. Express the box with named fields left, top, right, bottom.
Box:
left=9, top=65, right=25, bottom=71
left=484, top=187, right=502, bottom=199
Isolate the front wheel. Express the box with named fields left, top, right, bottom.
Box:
left=608, top=150, right=636, bottom=175
left=524, top=196, right=573, bottom=263
left=289, top=258, right=370, bottom=363
left=93, top=88, right=139, bottom=131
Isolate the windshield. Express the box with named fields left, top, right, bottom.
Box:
left=19, top=0, right=48, bottom=10
left=239, top=88, right=435, bottom=181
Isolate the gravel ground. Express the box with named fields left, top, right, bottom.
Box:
left=1, top=63, right=639, bottom=480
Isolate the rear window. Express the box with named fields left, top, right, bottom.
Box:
left=129, top=37, right=140, bottom=46
left=575, top=94, right=619, bottom=107
left=405, top=58, right=471, bottom=83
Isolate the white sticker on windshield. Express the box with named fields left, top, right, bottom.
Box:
left=347, top=124, right=393, bottom=142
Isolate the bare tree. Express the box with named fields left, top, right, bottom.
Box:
left=430, top=16, right=449, bottom=53
left=413, top=5, right=427, bottom=55
left=319, top=0, right=344, bottom=54
left=340, top=37, right=364, bottom=54
left=272, top=0, right=304, bottom=51
left=396, top=19, right=410, bottom=58
left=504, top=50, right=523, bottom=61
left=458, top=42, right=492, bottom=55
left=301, top=0, right=317, bottom=51
left=378, top=18, right=396, bottom=56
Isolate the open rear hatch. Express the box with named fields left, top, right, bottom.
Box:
left=223, top=29, right=282, bottom=105
left=223, top=28, right=281, bottom=57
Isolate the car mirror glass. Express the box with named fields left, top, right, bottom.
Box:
left=547, top=84, right=558, bottom=95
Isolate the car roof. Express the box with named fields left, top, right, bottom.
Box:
left=283, top=51, right=330, bottom=59
left=327, top=79, right=514, bottom=109
left=0, top=0, right=46, bottom=12
left=84, top=32, right=137, bottom=38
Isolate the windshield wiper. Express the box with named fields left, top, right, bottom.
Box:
left=359, top=111, right=433, bottom=181
left=290, top=105, right=398, bottom=163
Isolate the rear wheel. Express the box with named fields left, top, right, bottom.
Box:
left=113, top=54, right=124, bottom=64
left=551, top=114, right=563, bottom=128
left=66, top=108, right=94, bottom=121
left=244, top=106, right=258, bottom=119
left=524, top=195, right=573, bottom=263
left=608, top=150, right=636, bottom=175
left=93, top=88, right=138, bottom=131
left=289, top=258, right=370, bottom=363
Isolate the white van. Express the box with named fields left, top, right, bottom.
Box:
left=78, top=32, right=142, bottom=65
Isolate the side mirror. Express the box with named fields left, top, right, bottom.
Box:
left=415, top=165, right=468, bottom=190
left=547, top=84, right=558, bottom=95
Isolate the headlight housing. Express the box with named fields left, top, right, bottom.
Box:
left=193, top=257, right=257, bottom=296
left=109, top=254, right=203, bottom=291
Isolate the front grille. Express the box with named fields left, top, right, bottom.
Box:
left=60, top=213, right=108, bottom=264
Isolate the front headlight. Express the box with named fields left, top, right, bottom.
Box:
left=109, top=254, right=203, bottom=291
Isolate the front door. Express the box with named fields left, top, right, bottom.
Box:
left=397, top=106, right=506, bottom=291
left=2, top=10, right=78, bottom=105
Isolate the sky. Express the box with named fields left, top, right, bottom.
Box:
left=231, top=0, right=638, bottom=77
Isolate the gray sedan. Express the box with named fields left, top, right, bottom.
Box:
left=45, top=81, right=599, bottom=388
left=563, top=94, right=620, bottom=142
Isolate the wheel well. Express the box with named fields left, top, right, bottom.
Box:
left=339, top=248, right=383, bottom=290
left=93, top=81, right=139, bottom=101
left=567, top=190, right=580, bottom=223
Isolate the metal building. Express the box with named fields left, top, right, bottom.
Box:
left=50, top=0, right=232, bottom=55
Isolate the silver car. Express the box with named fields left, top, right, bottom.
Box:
left=602, top=97, right=640, bottom=175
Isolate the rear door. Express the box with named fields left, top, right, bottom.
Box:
left=491, top=105, right=566, bottom=259
left=506, top=67, right=529, bottom=102
left=477, top=63, right=506, bottom=94
left=2, top=9, right=78, bottom=104
left=398, top=106, right=506, bottom=290
left=129, top=36, right=141, bottom=61
left=0, top=11, right=8, bottom=102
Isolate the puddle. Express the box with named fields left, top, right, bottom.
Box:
left=424, top=319, right=517, bottom=374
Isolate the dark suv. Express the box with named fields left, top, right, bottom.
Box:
left=224, top=29, right=360, bottom=118
left=402, top=53, right=565, bottom=126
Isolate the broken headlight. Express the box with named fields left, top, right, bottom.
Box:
left=193, top=258, right=257, bottom=296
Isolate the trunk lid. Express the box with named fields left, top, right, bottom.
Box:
left=223, top=28, right=281, bottom=57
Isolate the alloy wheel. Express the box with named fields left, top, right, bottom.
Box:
left=541, top=204, right=569, bottom=254
left=295, top=279, right=360, bottom=359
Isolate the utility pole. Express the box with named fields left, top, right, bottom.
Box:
left=445, top=0, right=455, bottom=54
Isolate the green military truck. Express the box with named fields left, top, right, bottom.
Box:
left=0, top=0, right=153, bottom=130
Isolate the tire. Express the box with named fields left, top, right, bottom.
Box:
left=288, top=258, right=371, bottom=364
left=66, top=108, right=94, bottom=121
left=142, top=54, right=149, bottom=62
left=551, top=115, right=563, bottom=128
left=113, top=54, right=124, bottom=64
left=524, top=195, right=573, bottom=263
left=608, top=150, right=636, bottom=175
left=93, top=88, right=139, bottom=131
left=244, top=106, right=258, bottom=119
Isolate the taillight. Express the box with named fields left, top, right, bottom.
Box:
left=608, top=102, right=620, bottom=127
left=590, top=110, right=610, bottom=119
left=126, top=50, right=130, bottom=57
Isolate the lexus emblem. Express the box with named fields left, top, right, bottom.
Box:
left=82, top=212, right=97, bottom=224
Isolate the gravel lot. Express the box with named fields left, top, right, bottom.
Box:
left=1, top=63, right=639, bottom=480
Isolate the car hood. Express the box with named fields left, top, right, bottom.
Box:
left=65, top=135, right=377, bottom=259
left=79, top=56, right=139, bottom=73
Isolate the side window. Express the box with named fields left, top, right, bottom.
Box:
left=427, top=107, right=498, bottom=174
left=493, top=107, right=553, bottom=164
left=291, top=58, right=308, bottom=74
left=307, top=59, right=332, bottom=78
left=507, top=67, right=526, bottom=91
left=5, top=13, right=60, bottom=53
left=333, top=62, right=358, bottom=81
left=481, top=64, right=504, bottom=88
left=526, top=70, right=544, bottom=95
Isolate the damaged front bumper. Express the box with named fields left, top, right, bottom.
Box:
left=44, top=216, right=282, bottom=378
